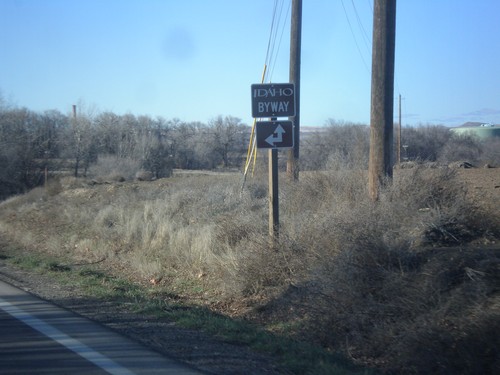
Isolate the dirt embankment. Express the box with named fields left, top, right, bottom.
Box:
left=456, top=167, right=500, bottom=206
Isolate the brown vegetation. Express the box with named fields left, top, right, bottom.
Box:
left=2, top=99, right=500, bottom=372
left=1, top=163, right=498, bottom=374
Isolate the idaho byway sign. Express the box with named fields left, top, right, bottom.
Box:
left=251, top=83, right=295, bottom=118
left=251, top=83, right=295, bottom=149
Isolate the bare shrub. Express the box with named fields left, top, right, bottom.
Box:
left=89, top=154, right=141, bottom=181
left=135, top=170, right=154, bottom=181
left=402, top=125, right=451, bottom=161
left=380, top=247, right=500, bottom=374
left=307, top=243, right=500, bottom=374
left=259, top=166, right=500, bottom=373
left=214, top=215, right=260, bottom=249
left=245, top=179, right=267, bottom=200
left=438, top=133, right=482, bottom=164
left=480, top=138, right=500, bottom=167
left=44, top=178, right=63, bottom=196
left=59, top=176, right=87, bottom=190
left=301, top=121, right=370, bottom=170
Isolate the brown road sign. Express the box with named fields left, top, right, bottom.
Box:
left=251, top=83, right=295, bottom=118
left=256, top=121, right=294, bottom=149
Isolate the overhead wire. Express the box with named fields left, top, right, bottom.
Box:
left=344, top=0, right=402, bottom=116
left=350, top=0, right=372, bottom=56
left=366, top=0, right=373, bottom=16
left=243, top=0, right=290, bottom=187
left=264, top=0, right=279, bottom=70
left=244, top=0, right=402, bottom=185
left=340, top=0, right=371, bottom=74
left=269, top=1, right=292, bottom=81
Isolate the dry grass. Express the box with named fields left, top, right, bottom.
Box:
left=0, top=166, right=499, bottom=373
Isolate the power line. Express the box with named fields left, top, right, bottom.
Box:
left=264, top=0, right=279, bottom=67
left=340, top=0, right=370, bottom=74
left=350, top=0, right=372, bottom=55
left=265, top=0, right=290, bottom=83
left=367, top=0, right=373, bottom=14
left=269, top=1, right=291, bottom=81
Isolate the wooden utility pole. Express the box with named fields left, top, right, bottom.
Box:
left=72, top=105, right=80, bottom=178
left=397, top=93, right=402, bottom=167
left=368, top=0, right=397, bottom=200
left=287, top=0, right=302, bottom=181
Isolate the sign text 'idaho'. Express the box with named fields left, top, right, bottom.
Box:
left=251, top=83, right=295, bottom=118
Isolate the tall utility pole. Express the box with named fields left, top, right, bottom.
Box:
left=397, top=93, right=402, bottom=167
left=287, top=0, right=302, bottom=181
left=368, top=0, right=397, bottom=201
left=72, top=104, right=80, bottom=178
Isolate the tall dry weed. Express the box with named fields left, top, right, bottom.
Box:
left=1, top=164, right=498, bottom=374
left=250, top=166, right=500, bottom=374
left=89, top=154, right=141, bottom=181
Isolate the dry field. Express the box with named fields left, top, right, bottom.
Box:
left=0, top=166, right=499, bottom=374
left=456, top=167, right=500, bottom=208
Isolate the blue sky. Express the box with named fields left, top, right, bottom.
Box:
left=1, top=0, right=499, bottom=127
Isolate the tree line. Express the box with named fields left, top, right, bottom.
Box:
left=301, top=119, right=499, bottom=170
left=1, top=98, right=498, bottom=200
left=0, top=101, right=248, bottom=199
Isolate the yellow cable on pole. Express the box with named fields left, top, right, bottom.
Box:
left=242, top=64, right=267, bottom=182
left=251, top=124, right=258, bottom=176
left=243, top=117, right=257, bottom=175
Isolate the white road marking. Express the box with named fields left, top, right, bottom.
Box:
left=0, top=298, right=136, bottom=375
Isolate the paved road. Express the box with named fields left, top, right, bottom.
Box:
left=0, top=280, right=205, bottom=374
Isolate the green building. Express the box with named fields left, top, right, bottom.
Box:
left=450, top=122, right=500, bottom=140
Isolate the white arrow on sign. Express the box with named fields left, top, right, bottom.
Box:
left=265, top=124, right=285, bottom=146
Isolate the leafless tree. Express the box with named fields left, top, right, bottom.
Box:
left=301, top=120, right=370, bottom=170
left=208, top=115, right=247, bottom=168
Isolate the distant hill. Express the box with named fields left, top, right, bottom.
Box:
left=300, top=126, right=327, bottom=134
